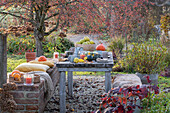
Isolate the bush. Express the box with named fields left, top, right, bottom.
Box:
left=44, top=37, right=74, bottom=54
left=141, top=91, right=170, bottom=113
left=107, top=35, right=125, bottom=54
left=141, top=76, right=170, bottom=113
left=165, top=51, right=170, bottom=66
left=7, top=35, right=35, bottom=55
left=96, top=76, right=160, bottom=113
left=99, top=33, right=110, bottom=40
left=121, top=41, right=167, bottom=74
left=160, top=14, right=170, bottom=37
left=7, top=34, right=74, bottom=55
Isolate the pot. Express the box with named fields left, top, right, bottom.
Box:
left=136, top=72, right=158, bottom=85
left=25, top=52, right=36, bottom=62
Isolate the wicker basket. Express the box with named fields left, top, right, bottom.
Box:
left=75, top=44, right=96, bottom=51
left=25, top=52, right=36, bottom=62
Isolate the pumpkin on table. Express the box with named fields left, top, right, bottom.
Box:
left=38, top=56, right=47, bottom=62
left=11, top=70, right=21, bottom=81
left=96, top=43, right=105, bottom=51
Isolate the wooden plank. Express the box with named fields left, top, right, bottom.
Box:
left=67, top=71, right=73, bottom=96
left=0, top=34, right=7, bottom=87
left=59, top=71, right=66, bottom=113
left=58, top=68, right=112, bottom=72
left=56, top=63, right=114, bottom=68
left=105, top=71, right=111, bottom=93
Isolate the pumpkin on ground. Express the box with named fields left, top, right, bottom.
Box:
left=96, top=43, right=105, bottom=51
left=38, top=56, right=47, bottom=62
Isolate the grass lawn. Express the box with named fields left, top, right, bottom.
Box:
left=7, top=54, right=26, bottom=72
left=141, top=76, right=170, bottom=113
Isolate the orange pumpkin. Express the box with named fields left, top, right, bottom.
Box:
left=11, top=70, right=21, bottom=81
left=11, top=70, right=21, bottom=77
left=96, top=43, right=105, bottom=51
left=13, top=73, right=21, bottom=81
left=38, top=56, right=47, bottom=61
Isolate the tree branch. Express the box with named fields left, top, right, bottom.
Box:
left=17, top=4, right=32, bottom=12
left=0, top=11, right=36, bottom=25
left=90, top=0, right=102, bottom=15
left=47, top=0, right=78, bottom=9
left=39, top=6, right=46, bottom=29
left=45, top=12, right=59, bottom=20
left=0, top=1, right=15, bottom=7
left=0, top=14, right=7, bottom=22
left=45, top=13, right=61, bottom=36
left=151, top=0, right=170, bottom=6
left=45, top=0, right=79, bottom=20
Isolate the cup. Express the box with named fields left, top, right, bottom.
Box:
left=24, top=73, right=34, bottom=85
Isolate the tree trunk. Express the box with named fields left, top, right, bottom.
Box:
left=34, top=29, right=44, bottom=57
left=0, top=33, right=7, bottom=88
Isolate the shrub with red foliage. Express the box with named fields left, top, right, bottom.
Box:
left=95, top=76, right=159, bottom=113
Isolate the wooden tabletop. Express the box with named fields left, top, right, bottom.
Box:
left=56, top=52, right=114, bottom=68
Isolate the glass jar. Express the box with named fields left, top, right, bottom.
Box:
left=24, top=73, right=34, bottom=85
left=53, top=52, right=59, bottom=59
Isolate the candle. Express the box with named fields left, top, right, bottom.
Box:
left=55, top=54, right=58, bottom=58
left=53, top=52, right=59, bottom=59
left=24, top=74, right=34, bottom=85
left=26, top=78, right=32, bottom=84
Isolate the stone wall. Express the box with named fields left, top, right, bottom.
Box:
left=9, top=80, right=46, bottom=113
left=8, top=66, right=60, bottom=113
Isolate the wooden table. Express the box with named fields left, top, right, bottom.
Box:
left=56, top=53, right=114, bottom=113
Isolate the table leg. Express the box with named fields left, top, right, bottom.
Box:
left=105, top=71, right=111, bottom=93
left=68, top=71, right=73, bottom=96
left=59, top=71, right=66, bottom=113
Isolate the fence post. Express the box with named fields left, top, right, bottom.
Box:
left=0, top=33, right=7, bottom=88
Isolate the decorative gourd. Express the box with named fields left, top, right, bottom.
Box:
left=11, top=70, right=21, bottom=81
left=13, top=73, right=21, bottom=81
left=87, top=55, right=93, bottom=61
left=11, top=70, right=20, bottom=77
left=96, top=43, right=105, bottom=51
left=80, top=54, right=86, bottom=59
left=38, top=56, right=47, bottom=61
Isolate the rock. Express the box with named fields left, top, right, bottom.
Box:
left=112, top=74, right=142, bottom=88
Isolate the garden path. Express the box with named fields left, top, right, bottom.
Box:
left=44, top=75, right=106, bottom=113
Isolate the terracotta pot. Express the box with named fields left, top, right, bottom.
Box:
left=25, top=52, right=36, bottom=62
